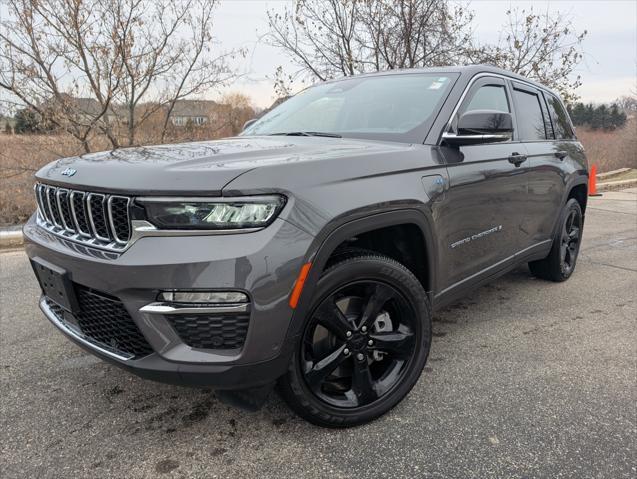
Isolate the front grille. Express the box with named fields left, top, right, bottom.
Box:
left=45, top=287, right=153, bottom=359
left=166, top=313, right=250, bottom=350
left=34, top=183, right=132, bottom=250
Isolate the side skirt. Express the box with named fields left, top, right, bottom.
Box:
left=432, top=239, right=552, bottom=312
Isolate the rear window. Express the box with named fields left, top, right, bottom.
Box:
left=513, top=89, right=547, bottom=141
left=546, top=94, right=574, bottom=139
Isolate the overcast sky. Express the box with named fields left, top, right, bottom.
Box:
left=213, top=0, right=637, bottom=107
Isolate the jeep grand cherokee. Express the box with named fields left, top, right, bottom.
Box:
left=24, top=66, right=588, bottom=427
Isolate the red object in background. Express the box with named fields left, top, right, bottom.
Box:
left=588, top=164, right=602, bottom=196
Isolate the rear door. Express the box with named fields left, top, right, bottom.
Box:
left=436, top=76, right=529, bottom=296
left=510, top=83, right=567, bottom=250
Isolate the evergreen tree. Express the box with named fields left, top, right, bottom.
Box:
left=609, top=103, right=627, bottom=130
left=13, top=108, right=40, bottom=133
left=569, top=102, right=587, bottom=126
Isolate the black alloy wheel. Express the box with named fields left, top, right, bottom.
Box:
left=529, top=198, right=583, bottom=282
left=559, top=208, right=581, bottom=275
left=278, top=254, right=431, bottom=427
left=302, top=280, right=417, bottom=408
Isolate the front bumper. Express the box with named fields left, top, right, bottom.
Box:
left=24, top=214, right=313, bottom=389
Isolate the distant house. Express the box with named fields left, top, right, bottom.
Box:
left=0, top=114, right=16, bottom=132
left=168, top=100, right=218, bottom=127
left=40, top=94, right=121, bottom=124
left=35, top=95, right=223, bottom=128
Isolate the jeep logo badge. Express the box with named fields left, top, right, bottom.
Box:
left=61, top=168, right=77, bottom=177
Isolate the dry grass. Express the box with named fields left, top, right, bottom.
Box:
left=1, top=119, right=636, bottom=226
left=0, top=134, right=93, bottom=226
left=0, top=129, right=229, bottom=226
left=577, top=118, right=637, bottom=173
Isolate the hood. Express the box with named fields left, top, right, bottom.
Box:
left=35, top=136, right=416, bottom=195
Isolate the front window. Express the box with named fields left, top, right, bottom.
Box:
left=464, top=85, right=510, bottom=113
left=243, top=73, right=458, bottom=143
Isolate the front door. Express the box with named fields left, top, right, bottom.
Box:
left=435, top=76, right=529, bottom=297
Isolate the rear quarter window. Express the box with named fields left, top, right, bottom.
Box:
left=546, top=95, right=575, bottom=139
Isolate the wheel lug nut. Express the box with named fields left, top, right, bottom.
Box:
left=346, top=331, right=352, bottom=338
left=343, top=348, right=350, bottom=356
left=356, top=353, right=365, bottom=361
left=368, top=340, right=373, bottom=346
left=361, top=326, right=367, bottom=333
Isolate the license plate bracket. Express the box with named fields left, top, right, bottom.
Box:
left=31, top=258, right=79, bottom=313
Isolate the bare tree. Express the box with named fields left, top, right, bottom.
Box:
left=217, top=92, right=256, bottom=136
left=267, top=1, right=587, bottom=102
left=266, top=0, right=474, bottom=95
left=0, top=0, right=239, bottom=152
left=359, top=1, right=473, bottom=70
left=468, top=8, right=587, bottom=103
left=616, top=95, right=637, bottom=113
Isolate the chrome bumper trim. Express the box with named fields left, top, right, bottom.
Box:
left=139, top=302, right=249, bottom=315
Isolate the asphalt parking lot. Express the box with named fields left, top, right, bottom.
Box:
left=1, top=189, right=636, bottom=478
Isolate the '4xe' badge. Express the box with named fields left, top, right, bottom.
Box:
left=61, top=168, right=77, bottom=177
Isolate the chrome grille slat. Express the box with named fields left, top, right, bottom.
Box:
left=70, top=191, right=91, bottom=237
left=87, top=193, right=111, bottom=241
left=107, top=196, right=131, bottom=244
left=41, top=184, right=54, bottom=223
left=56, top=188, right=75, bottom=233
left=46, top=186, right=63, bottom=227
left=35, top=183, right=131, bottom=251
left=34, top=184, right=49, bottom=222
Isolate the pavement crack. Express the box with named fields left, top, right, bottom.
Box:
left=581, top=260, right=637, bottom=273
left=587, top=207, right=637, bottom=216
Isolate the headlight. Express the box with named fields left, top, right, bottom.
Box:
left=140, top=196, right=285, bottom=230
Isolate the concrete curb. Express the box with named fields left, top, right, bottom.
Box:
left=597, top=168, right=632, bottom=180
left=597, top=179, right=637, bottom=192
left=0, top=229, right=24, bottom=249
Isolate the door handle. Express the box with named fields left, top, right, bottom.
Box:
left=508, top=152, right=528, bottom=167
left=555, top=150, right=568, bottom=160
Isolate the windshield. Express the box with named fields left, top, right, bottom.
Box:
left=242, top=73, right=458, bottom=143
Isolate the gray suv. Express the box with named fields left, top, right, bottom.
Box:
left=24, top=66, right=588, bottom=427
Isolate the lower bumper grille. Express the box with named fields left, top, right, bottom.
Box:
left=166, top=313, right=250, bottom=350
left=45, top=286, right=153, bottom=359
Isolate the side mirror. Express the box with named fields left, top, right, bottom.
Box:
left=242, top=118, right=257, bottom=131
left=442, top=110, right=513, bottom=146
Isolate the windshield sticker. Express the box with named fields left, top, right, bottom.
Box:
left=429, top=82, right=444, bottom=90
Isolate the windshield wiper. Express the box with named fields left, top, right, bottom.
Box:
left=269, top=131, right=342, bottom=138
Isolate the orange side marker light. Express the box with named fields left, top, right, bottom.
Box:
left=289, top=262, right=312, bottom=309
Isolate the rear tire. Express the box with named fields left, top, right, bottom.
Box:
left=529, top=198, right=583, bottom=282
left=278, top=254, right=431, bottom=428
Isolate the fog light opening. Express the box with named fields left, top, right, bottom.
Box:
left=158, top=291, right=249, bottom=304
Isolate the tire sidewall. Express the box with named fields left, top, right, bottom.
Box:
left=281, top=255, right=432, bottom=427
left=556, top=199, right=583, bottom=280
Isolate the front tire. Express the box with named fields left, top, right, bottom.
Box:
left=529, top=198, right=583, bottom=282
left=278, top=254, right=432, bottom=428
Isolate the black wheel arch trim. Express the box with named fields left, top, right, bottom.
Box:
left=550, top=173, right=588, bottom=239
left=285, top=205, right=437, bottom=341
